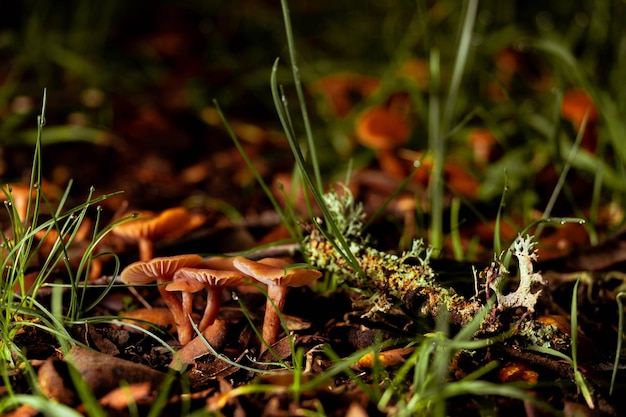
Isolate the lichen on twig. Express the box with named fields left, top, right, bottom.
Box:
left=306, top=187, right=482, bottom=323
left=305, top=187, right=548, bottom=328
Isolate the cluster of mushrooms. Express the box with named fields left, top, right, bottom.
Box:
left=113, top=207, right=322, bottom=350
left=120, top=254, right=322, bottom=348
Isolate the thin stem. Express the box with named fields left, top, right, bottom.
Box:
left=156, top=281, right=186, bottom=344
left=178, top=292, right=195, bottom=346
left=279, top=0, right=322, bottom=194
left=138, top=238, right=154, bottom=262
left=199, top=287, right=222, bottom=332
left=261, top=284, right=288, bottom=352
left=428, top=48, right=443, bottom=252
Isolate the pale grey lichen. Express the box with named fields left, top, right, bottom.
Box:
left=490, top=234, right=546, bottom=312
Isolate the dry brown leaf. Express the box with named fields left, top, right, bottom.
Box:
left=497, top=362, right=539, bottom=384
left=169, top=319, right=228, bottom=371
left=120, top=307, right=177, bottom=332
left=99, top=382, right=153, bottom=410
left=38, top=346, right=167, bottom=405
left=345, top=401, right=370, bottom=417
left=352, top=347, right=415, bottom=370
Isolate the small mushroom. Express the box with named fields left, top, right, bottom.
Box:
left=467, top=128, right=499, bottom=168
left=232, top=257, right=322, bottom=351
left=165, top=277, right=205, bottom=344
left=165, top=257, right=250, bottom=343
left=112, top=207, right=195, bottom=261
left=1, top=181, right=61, bottom=223
left=174, top=267, right=248, bottom=331
left=561, top=88, right=599, bottom=152
left=120, top=254, right=203, bottom=344
left=355, top=106, right=410, bottom=179
left=561, top=88, right=598, bottom=131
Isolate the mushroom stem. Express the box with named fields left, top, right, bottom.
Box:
left=377, top=149, right=406, bottom=179
left=178, top=292, right=196, bottom=345
left=138, top=238, right=154, bottom=261
left=261, top=284, right=288, bottom=352
left=156, top=283, right=186, bottom=342
left=199, top=288, right=222, bottom=333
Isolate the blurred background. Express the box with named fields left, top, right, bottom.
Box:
left=0, top=0, right=623, bottom=260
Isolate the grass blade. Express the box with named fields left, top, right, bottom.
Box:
left=279, top=0, right=322, bottom=194
left=611, top=292, right=625, bottom=395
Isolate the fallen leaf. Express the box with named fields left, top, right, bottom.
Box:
left=38, top=346, right=167, bottom=405
left=120, top=307, right=177, bottom=332
left=497, top=362, right=539, bottom=384
left=345, top=401, right=370, bottom=417
left=169, top=319, right=228, bottom=371
left=99, top=382, right=153, bottom=410
left=352, top=347, right=415, bottom=370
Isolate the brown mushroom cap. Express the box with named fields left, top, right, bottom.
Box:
left=120, top=254, right=204, bottom=285
left=1, top=181, right=61, bottom=222
left=231, top=257, right=322, bottom=351
left=198, top=256, right=240, bottom=272
left=113, top=207, right=197, bottom=261
left=355, top=107, right=410, bottom=151
left=174, top=266, right=248, bottom=287
left=120, top=254, right=203, bottom=345
left=113, top=207, right=192, bottom=242
left=165, top=277, right=206, bottom=293
left=232, top=257, right=322, bottom=287
left=561, top=88, right=598, bottom=129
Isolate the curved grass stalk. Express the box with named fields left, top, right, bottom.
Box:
left=610, top=291, right=625, bottom=395
left=0, top=394, right=84, bottom=416
left=270, top=60, right=366, bottom=280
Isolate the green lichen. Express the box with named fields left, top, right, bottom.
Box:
left=306, top=187, right=552, bottom=333
left=306, top=187, right=482, bottom=323
left=321, top=184, right=366, bottom=241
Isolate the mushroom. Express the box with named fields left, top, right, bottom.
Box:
left=120, top=254, right=203, bottom=344
left=467, top=128, right=499, bottom=168
left=164, top=276, right=205, bottom=344
left=1, top=184, right=33, bottom=223
left=112, top=207, right=195, bottom=261
left=561, top=88, right=599, bottom=152
left=1, top=181, right=61, bottom=224
left=232, top=257, right=322, bottom=351
left=169, top=263, right=248, bottom=342
left=561, top=88, right=598, bottom=130
left=355, top=106, right=410, bottom=179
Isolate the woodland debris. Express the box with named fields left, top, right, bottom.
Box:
left=305, top=187, right=548, bottom=332
left=169, top=319, right=229, bottom=371
left=38, top=346, right=167, bottom=406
